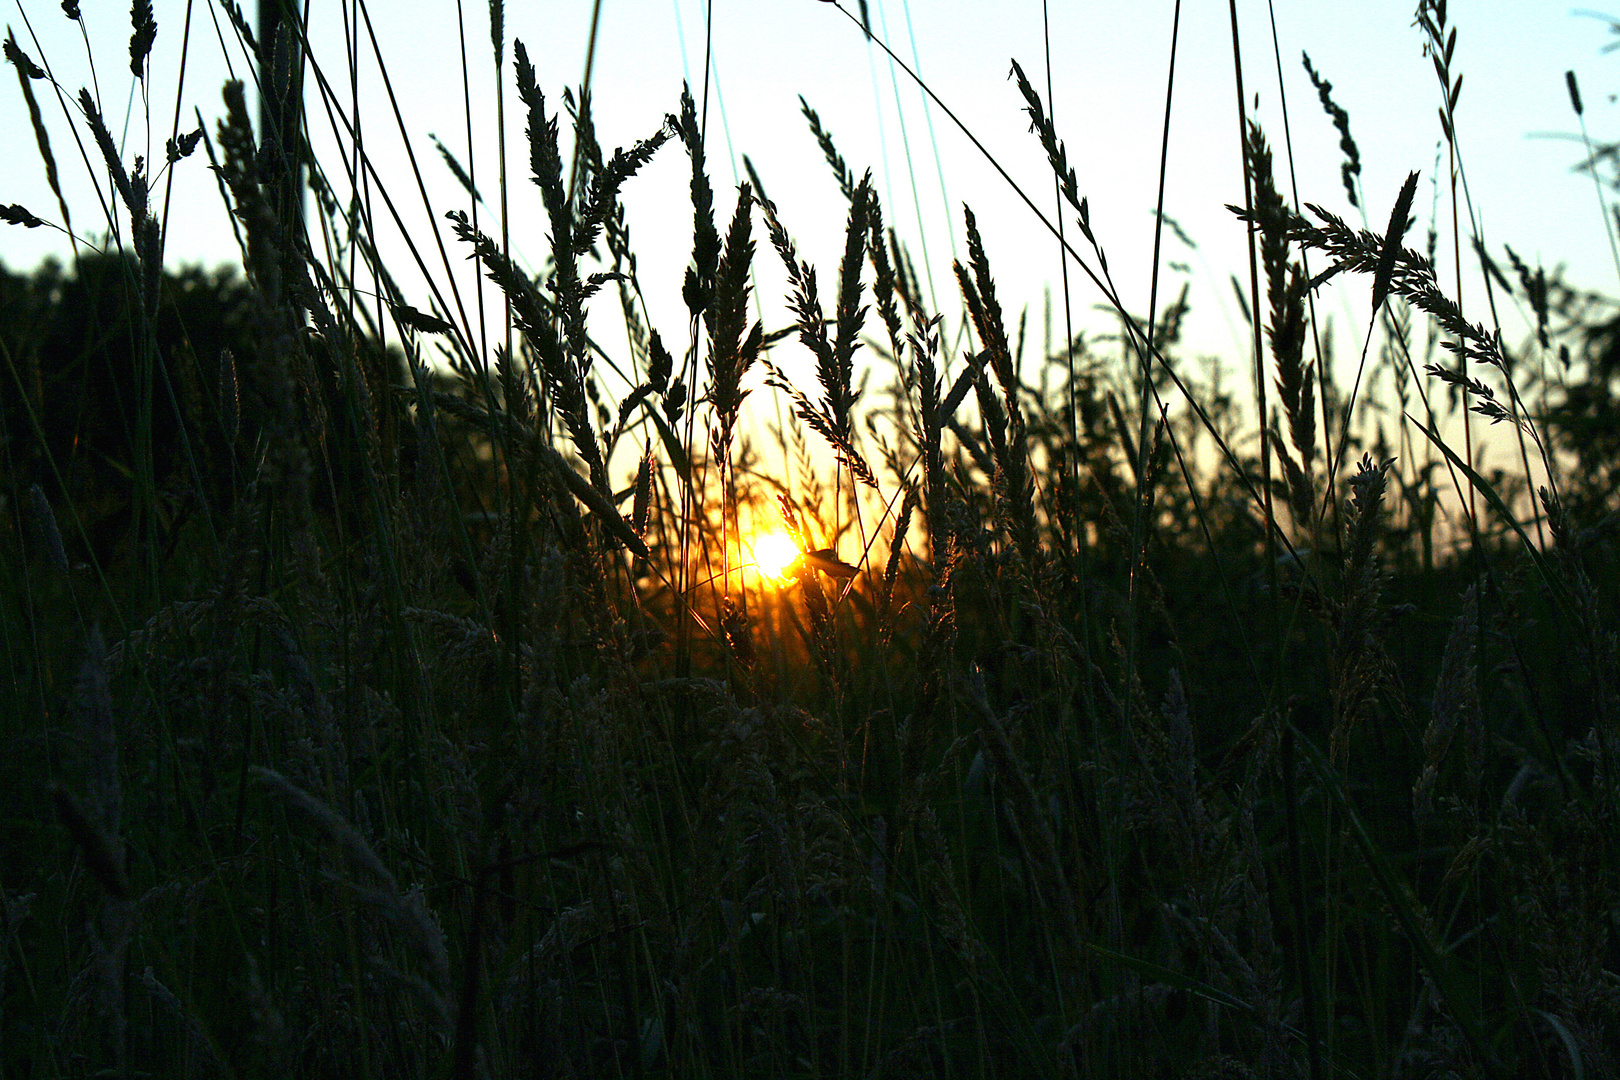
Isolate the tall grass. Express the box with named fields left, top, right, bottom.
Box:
left=2, top=1, right=1617, bottom=1078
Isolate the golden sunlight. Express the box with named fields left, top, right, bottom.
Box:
left=749, top=532, right=802, bottom=582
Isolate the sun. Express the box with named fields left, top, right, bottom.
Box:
left=749, top=532, right=802, bottom=582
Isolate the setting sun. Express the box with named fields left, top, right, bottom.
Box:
left=749, top=532, right=802, bottom=581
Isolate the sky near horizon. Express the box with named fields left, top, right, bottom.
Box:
left=1, top=0, right=1615, bottom=397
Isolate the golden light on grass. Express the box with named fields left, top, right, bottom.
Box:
left=749, top=531, right=802, bottom=582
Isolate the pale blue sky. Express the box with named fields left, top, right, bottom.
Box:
left=2, top=0, right=1612, bottom=379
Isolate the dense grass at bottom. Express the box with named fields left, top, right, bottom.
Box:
left=3, top=256, right=1615, bottom=1078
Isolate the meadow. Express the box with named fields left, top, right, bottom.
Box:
left=2, top=1, right=1617, bottom=1077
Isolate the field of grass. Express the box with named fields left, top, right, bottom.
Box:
left=3, top=1, right=1618, bottom=1077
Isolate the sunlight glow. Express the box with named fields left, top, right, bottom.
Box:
left=750, top=532, right=802, bottom=582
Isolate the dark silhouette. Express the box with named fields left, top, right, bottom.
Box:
left=1, top=254, right=257, bottom=562
left=0, top=253, right=417, bottom=566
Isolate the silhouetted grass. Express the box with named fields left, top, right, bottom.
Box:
left=2, top=2, right=1617, bottom=1077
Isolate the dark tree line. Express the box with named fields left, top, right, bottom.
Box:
left=0, top=254, right=419, bottom=566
